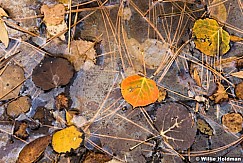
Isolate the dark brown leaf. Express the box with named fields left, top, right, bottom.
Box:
left=155, top=103, right=197, bottom=150
left=17, top=135, right=51, bottom=163
left=83, top=152, right=112, bottom=163
left=32, top=57, right=74, bottom=91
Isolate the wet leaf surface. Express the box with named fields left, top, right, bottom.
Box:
left=192, top=18, right=230, bottom=56
left=17, top=135, right=51, bottom=163
left=52, top=126, right=84, bottom=153
left=0, top=65, right=25, bottom=100
left=32, top=57, right=74, bottom=91
left=121, top=75, right=159, bottom=108
left=154, top=103, right=197, bottom=150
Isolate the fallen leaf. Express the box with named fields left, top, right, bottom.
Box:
left=209, top=0, right=227, bottom=23
left=0, top=7, right=9, bottom=48
left=235, top=82, right=243, bottom=100
left=197, top=117, right=214, bottom=136
left=14, top=121, right=29, bottom=139
left=55, top=93, right=69, bottom=110
left=32, top=57, right=74, bottom=91
left=7, top=96, right=31, bottom=118
left=0, top=7, right=8, bottom=17
left=0, top=20, right=9, bottom=48
left=154, top=103, right=197, bottom=150
left=65, top=40, right=96, bottom=71
left=83, top=152, right=112, bottom=163
left=237, top=59, right=243, bottom=68
left=192, top=68, right=202, bottom=87
left=231, top=71, right=243, bottom=79
left=121, top=75, right=159, bottom=108
left=230, top=35, right=243, bottom=42
left=46, top=20, right=67, bottom=40
left=157, top=88, right=167, bottom=102
left=41, top=4, right=66, bottom=25
left=192, top=18, right=230, bottom=56
left=0, top=65, right=25, bottom=100
left=222, top=113, right=243, bottom=133
left=209, top=82, right=228, bottom=103
left=215, top=56, right=237, bottom=68
left=17, top=135, right=51, bottom=163
left=52, top=126, right=84, bottom=153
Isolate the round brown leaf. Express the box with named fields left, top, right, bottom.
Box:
left=155, top=103, right=197, bottom=150
left=32, top=57, right=74, bottom=91
left=17, top=135, right=51, bottom=163
left=235, top=82, right=243, bottom=100
left=0, top=65, right=25, bottom=100
left=222, top=113, right=243, bottom=133
left=7, top=96, right=31, bottom=118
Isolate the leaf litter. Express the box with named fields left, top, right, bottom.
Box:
left=0, top=0, right=243, bottom=162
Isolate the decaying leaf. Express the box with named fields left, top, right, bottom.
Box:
left=237, top=59, right=243, bottom=68
left=52, top=126, right=84, bottom=153
left=65, top=109, right=88, bottom=128
left=154, top=103, right=197, bottom=150
left=0, top=65, right=25, bottom=100
left=0, top=7, right=9, bottom=48
left=41, top=4, right=67, bottom=40
left=231, top=71, right=243, bottom=79
left=46, top=21, right=67, bottom=40
left=192, top=18, right=230, bottom=56
left=32, top=57, right=74, bottom=91
left=17, top=135, right=51, bottom=163
left=41, top=4, right=65, bottom=25
left=215, top=56, right=237, bottom=68
left=7, top=96, right=31, bottom=118
left=14, top=121, right=29, bottom=139
left=197, top=118, right=214, bottom=136
left=157, top=88, right=167, bottom=102
left=235, top=82, right=243, bottom=100
left=222, top=113, right=243, bottom=133
left=65, top=40, right=96, bottom=71
left=209, top=82, right=228, bottom=103
left=123, top=29, right=172, bottom=71
left=121, top=75, right=159, bottom=108
left=55, top=93, right=69, bottom=110
left=230, top=35, right=243, bottom=42
left=192, top=68, right=202, bottom=87
left=83, top=152, right=112, bottom=163
left=209, top=0, right=227, bottom=23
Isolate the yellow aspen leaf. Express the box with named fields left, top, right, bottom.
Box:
left=230, top=35, right=243, bottom=42
left=231, top=71, right=243, bottom=79
left=0, top=20, right=9, bottom=48
left=209, top=0, right=227, bottom=23
left=192, top=18, right=230, bottom=56
left=52, top=126, right=84, bottom=153
left=121, top=75, right=159, bottom=108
